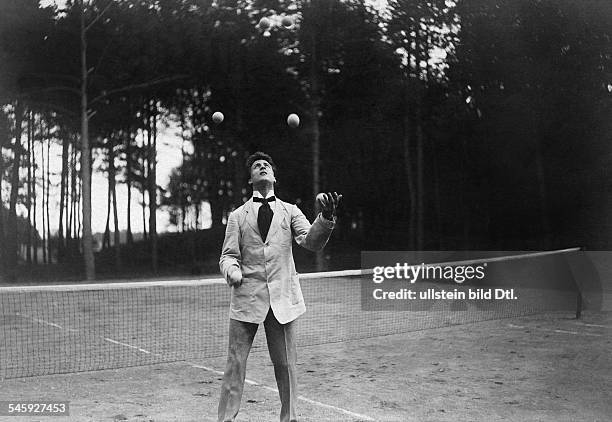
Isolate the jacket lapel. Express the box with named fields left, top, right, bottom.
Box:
left=244, top=198, right=260, bottom=238
left=244, top=197, right=289, bottom=243
left=266, top=199, right=289, bottom=241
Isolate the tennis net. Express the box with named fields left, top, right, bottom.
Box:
left=0, top=248, right=585, bottom=379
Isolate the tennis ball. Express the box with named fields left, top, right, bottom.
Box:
left=316, top=192, right=328, bottom=206
left=259, top=17, right=271, bottom=30
left=281, top=16, right=293, bottom=28
left=287, top=113, right=300, bottom=128
left=212, top=111, right=224, bottom=124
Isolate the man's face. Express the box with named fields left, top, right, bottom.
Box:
left=249, top=159, right=276, bottom=186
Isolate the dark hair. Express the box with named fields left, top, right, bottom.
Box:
left=246, top=151, right=277, bottom=173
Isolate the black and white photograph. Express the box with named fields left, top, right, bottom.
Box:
left=0, top=0, right=610, bottom=420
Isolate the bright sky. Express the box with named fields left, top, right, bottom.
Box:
left=23, top=122, right=185, bottom=235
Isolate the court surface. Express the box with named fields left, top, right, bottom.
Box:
left=1, top=311, right=610, bottom=422
left=1, top=250, right=610, bottom=421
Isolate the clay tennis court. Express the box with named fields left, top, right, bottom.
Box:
left=0, top=250, right=610, bottom=421
left=1, top=311, right=610, bottom=421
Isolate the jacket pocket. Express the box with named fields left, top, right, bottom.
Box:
left=290, top=273, right=303, bottom=305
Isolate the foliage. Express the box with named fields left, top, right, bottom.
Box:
left=1, top=0, right=611, bottom=279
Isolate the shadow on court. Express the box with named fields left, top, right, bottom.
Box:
left=1, top=311, right=610, bottom=421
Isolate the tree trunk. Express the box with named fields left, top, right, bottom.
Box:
left=8, top=101, right=24, bottom=281
left=461, top=137, right=471, bottom=249
left=534, top=137, right=550, bottom=248
left=179, top=115, right=187, bottom=232
left=233, top=148, right=245, bottom=209
left=141, top=190, right=147, bottom=239
left=432, top=140, right=442, bottom=249
left=125, top=130, right=134, bottom=245
left=46, top=126, right=51, bottom=263
left=67, top=142, right=76, bottom=252
left=32, top=127, right=38, bottom=265
left=231, top=43, right=246, bottom=210
left=415, top=108, right=424, bottom=250
left=141, top=128, right=148, bottom=240
left=109, top=135, right=121, bottom=269
left=80, top=0, right=95, bottom=280
left=209, top=199, right=223, bottom=230
left=26, top=111, right=33, bottom=264
left=195, top=202, right=200, bottom=230
left=414, top=29, right=426, bottom=251
left=58, top=130, right=70, bottom=262
left=0, top=112, right=7, bottom=277
left=41, top=124, right=47, bottom=264
left=402, top=91, right=417, bottom=251
left=179, top=117, right=187, bottom=233
left=148, top=100, right=158, bottom=273
left=76, top=166, right=82, bottom=244
left=307, top=23, right=324, bottom=271
left=530, top=110, right=550, bottom=248
left=103, top=148, right=111, bottom=250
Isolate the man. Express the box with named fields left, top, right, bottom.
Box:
left=217, top=151, right=341, bottom=422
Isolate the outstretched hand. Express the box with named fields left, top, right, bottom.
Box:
left=318, top=192, right=343, bottom=220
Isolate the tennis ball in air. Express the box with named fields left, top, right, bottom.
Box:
left=287, top=113, right=300, bottom=128
left=259, top=17, right=271, bottom=30
left=212, top=111, right=224, bottom=124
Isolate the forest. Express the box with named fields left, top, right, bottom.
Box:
left=1, top=0, right=611, bottom=282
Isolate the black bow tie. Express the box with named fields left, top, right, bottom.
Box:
left=254, top=196, right=275, bottom=242
left=253, top=196, right=276, bottom=203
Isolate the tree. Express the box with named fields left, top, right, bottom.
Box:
left=386, top=0, right=458, bottom=249
left=0, top=0, right=55, bottom=279
left=449, top=0, right=612, bottom=248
